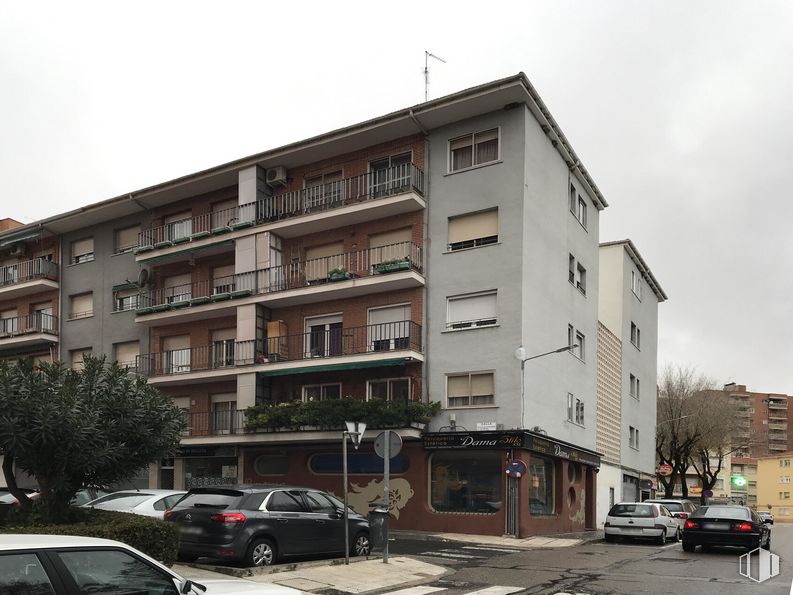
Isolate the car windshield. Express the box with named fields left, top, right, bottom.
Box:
left=654, top=502, right=683, bottom=512
left=695, top=506, right=749, bottom=520
left=92, top=494, right=152, bottom=509
left=177, top=490, right=244, bottom=510
left=609, top=504, right=655, bottom=517
left=89, top=492, right=153, bottom=505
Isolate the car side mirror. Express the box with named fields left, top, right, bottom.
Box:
left=174, top=578, right=206, bottom=594
left=334, top=508, right=345, bottom=519
left=764, top=519, right=772, bottom=524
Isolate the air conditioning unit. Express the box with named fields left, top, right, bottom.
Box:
left=9, top=243, right=26, bottom=256
left=265, top=166, right=288, bottom=187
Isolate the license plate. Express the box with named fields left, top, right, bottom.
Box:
left=180, top=526, right=202, bottom=536
left=702, top=522, right=729, bottom=530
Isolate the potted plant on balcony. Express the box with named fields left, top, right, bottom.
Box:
left=373, top=257, right=411, bottom=274
left=327, top=266, right=352, bottom=282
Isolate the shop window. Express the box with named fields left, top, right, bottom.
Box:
left=430, top=450, right=501, bottom=514
left=529, top=456, right=555, bottom=515
left=254, top=454, right=289, bottom=476
left=367, top=378, right=410, bottom=404
left=184, top=457, right=238, bottom=489
left=309, top=452, right=409, bottom=474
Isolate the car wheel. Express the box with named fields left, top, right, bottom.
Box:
left=657, top=529, right=667, bottom=546
left=246, top=537, right=276, bottom=567
left=673, top=528, right=681, bottom=542
left=682, top=542, right=696, bottom=552
left=762, top=535, right=771, bottom=551
left=351, top=531, right=371, bottom=557
left=604, top=533, right=617, bottom=543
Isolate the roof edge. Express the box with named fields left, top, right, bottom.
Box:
left=600, top=239, right=668, bottom=301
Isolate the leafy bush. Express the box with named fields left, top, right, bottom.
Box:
left=1, top=508, right=180, bottom=566
left=245, top=398, right=441, bottom=432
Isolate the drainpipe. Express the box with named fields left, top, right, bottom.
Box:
left=57, top=234, right=63, bottom=363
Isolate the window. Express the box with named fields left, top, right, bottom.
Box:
left=57, top=548, right=179, bottom=594
left=164, top=273, right=192, bottom=304
left=163, top=335, right=190, bottom=373
left=115, top=225, right=140, bottom=254
left=569, top=184, right=587, bottom=228
left=370, top=152, right=412, bottom=196
left=446, top=291, right=497, bottom=329
left=630, top=374, right=640, bottom=399
left=71, top=348, right=92, bottom=371
left=529, top=456, right=555, bottom=515
left=115, top=287, right=139, bottom=311
left=368, top=304, right=411, bottom=351
left=430, top=450, right=501, bottom=514
left=631, top=270, right=643, bottom=300
left=212, top=265, right=235, bottom=295
left=305, top=170, right=343, bottom=211
left=568, top=254, right=586, bottom=294
left=210, top=199, right=238, bottom=230
left=629, top=426, right=640, bottom=449
left=780, top=492, right=791, bottom=500
left=630, top=322, right=641, bottom=348
left=69, top=292, right=93, bottom=319
left=446, top=372, right=494, bottom=407
left=567, top=393, right=584, bottom=425
left=211, top=329, right=236, bottom=368
left=448, top=128, right=499, bottom=172
left=780, top=508, right=790, bottom=516
left=0, top=552, right=55, bottom=593
left=114, top=341, right=139, bottom=370
left=367, top=378, right=410, bottom=404
left=165, top=211, right=192, bottom=241
left=305, top=491, right=338, bottom=514
left=71, top=237, right=94, bottom=264
left=781, top=476, right=791, bottom=484
left=305, top=242, right=344, bottom=282
left=577, top=196, right=587, bottom=228
left=568, top=325, right=585, bottom=360
left=0, top=309, right=18, bottom=335
left=447, top=209, right=498, bottom=251
left=305, top=314, right=343, bottom=357
left=369, top=228, right=412, bottom=265
left=303, top=383, right=341, bottom=401
left=211, top=393, right=237, bottom=434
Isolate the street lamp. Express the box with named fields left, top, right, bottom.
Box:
left=514, top=344, right=577, bottom=430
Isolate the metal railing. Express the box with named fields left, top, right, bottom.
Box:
left=0, top=313, right=58, bottom=338
left=183, top=410, right=247, bottom=437
left=138, top=164, right=424, bottom=248
left=0, top=258, right=58, bottom=288
left=135, top=241, right=422, bottom=310
left=138, top=321, right=422, bottom=377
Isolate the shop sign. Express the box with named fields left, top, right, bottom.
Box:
left=422, top=431, right=601, bottom=467
left=177, top=445, right=238, bottom=458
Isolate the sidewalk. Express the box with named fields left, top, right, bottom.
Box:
left=389, top=528, right=601, bottom=549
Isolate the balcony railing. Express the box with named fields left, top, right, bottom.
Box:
left=134, top=241, right=423, bottom=313
left=137, top=164, right=425, bottom=250
left=138, top=321, right=423, bottom=377
left=0, top=313, right=58, bottom=338
left=0, top=258, right=58, bottom=287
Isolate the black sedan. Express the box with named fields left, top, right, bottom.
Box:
left=165, top=485, right=370, bottom=566
left=681, top=505, right=770, bottom=552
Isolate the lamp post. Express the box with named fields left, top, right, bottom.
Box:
left=513, top=344, right=578, bottom=430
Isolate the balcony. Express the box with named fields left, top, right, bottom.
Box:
left=769, top=443, right=789, bottom=451
left=139, top=321, right=423, bottom=385
left=134, top=242, right=424, bottom=323
left=769, top=401, right=788, bottom=410
left=135, top=164, right=425, bottom=262
left=769, top=423, right=787, bottom=431
left=0, top=313, right=58, bottom=351
left=0, top=258, right=58, bottom=300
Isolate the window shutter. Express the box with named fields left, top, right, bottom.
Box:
left=212, top=328, right=236, bottom=342
left=305, top=242, right=344, bottom=281
left=450, top=135, right=473, bottom=151
left=71, top=238, right=93, bottom=258
left=447, top=376, right=470, bottom=398
left=369, top=228, right=412, bottom=261
left=368, top=304, right=410, bottom=325
left=70, top=293, right=93, bottom=317
left=210, top=392, right=237, bottom=404
left=475, top=128, right=499, bottom=143
left=165, top=211, right=191, bottom=224
left=471, top=373, right=494, bottom=396
left=163, top=335, right=190, bottom=351
left=447, top=293, right=496, bottom=324
left=164, top=273, right=192, bottom=288
left=71, top=349, right=91, bottom=370
left=114, top=341, right=139, bottom=366
left=115, top=226, right=140, bottom=251
left=448, top=210, right=498, bottom=244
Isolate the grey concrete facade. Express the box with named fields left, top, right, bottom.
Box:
left=59, top=212, right=150, bottom=365
left=425, top=105, right=601, bottom=452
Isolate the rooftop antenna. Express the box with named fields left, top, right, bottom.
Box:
left=424, top=51, right=446, bottom=102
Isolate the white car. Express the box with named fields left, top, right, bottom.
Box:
left=0, top=534, right=300, bottom=594
left=604, top=502, right=680, bottom=544
left=82, top=489, right=187, bottom=517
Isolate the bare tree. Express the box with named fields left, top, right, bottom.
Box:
left=656, top=365, right=718, bottom=498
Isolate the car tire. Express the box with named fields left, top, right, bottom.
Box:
left=682, top=542, right=696, bottom=552
left=657, top=529, right=667, bottom=546
left=604, top=533, right=617, bottom=543
left=673, top=528, right=681, bottom=542
left=351, top=531, right=371, bottom=557
left=245, top=537, right=277, bottom=567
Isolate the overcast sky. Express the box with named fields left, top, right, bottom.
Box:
left=2, top=1, right=792, bottom=393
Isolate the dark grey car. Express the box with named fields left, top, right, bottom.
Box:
left=165, top=485, right=370, bottom=566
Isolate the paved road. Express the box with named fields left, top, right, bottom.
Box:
left=388, top=524, right=793, bottom=594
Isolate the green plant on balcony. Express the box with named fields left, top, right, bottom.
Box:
left=327, top=267, right=351, bottom=282
left=244, top=398, right=441, bottom=432
left=373, top=257, right=411, bottom=274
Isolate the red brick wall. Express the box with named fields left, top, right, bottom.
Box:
left=151, top=315, right=237, bottom=352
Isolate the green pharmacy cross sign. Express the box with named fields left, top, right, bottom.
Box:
left=731, top=475, right=747, bottom=488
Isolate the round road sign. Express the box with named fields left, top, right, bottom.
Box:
left=374, top=431, right=403, bottom=459
left=658, top=464, right=673, bottom=477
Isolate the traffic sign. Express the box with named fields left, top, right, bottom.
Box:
left=505, top=459, right=528, bottom=478
left=704, top=489, right=713, bottom=497
left=658, top=464, right=673, bottom=477
left=374, top=431, right=403, bottom=458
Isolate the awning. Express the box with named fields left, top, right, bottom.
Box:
left=138, top=240, right=234, bottom=264
left=0, top=232, right=41, bottom=247
left=257, top=358, right=410, bottom=377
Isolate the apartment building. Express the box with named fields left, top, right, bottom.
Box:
left=595, top=240, right=666, bottom=524
left=757, top=451, right=793, bottom=522
left=0, top=73, right=611, bottom=536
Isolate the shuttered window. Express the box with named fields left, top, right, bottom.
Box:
left=70, top=293, right=93, bottom=319
left=211, top=199, right=238, bottom=229
left=449, top=128, right=500, bottom=172
left=71, top=349, right=92, bottom=371
left=213, top=265, right=235, bottom=294
left=305, top=242, right=344, bottom=282
left=71, top=238, right=94, bottom=264
left=114, top=341, right=139, bottom=368
left=163, top=335, right=191, bottom=373
left=447, top=291, right=497, bottom=329
left=164, top=273, right=192, bottom=303
left=367, top=304, right=411, bottom=351
left=115, top=225, right=140, bottom=253
left=369, top=228, right=412, bottom=263
left=448, top=210, right=498, bottom=251
left=447, top=372, right=495, bottom=407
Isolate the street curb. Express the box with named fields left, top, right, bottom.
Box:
left=183, top=554, right=370, bottom=578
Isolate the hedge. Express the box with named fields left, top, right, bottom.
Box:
left=0, top=508, right=180, bottom=566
